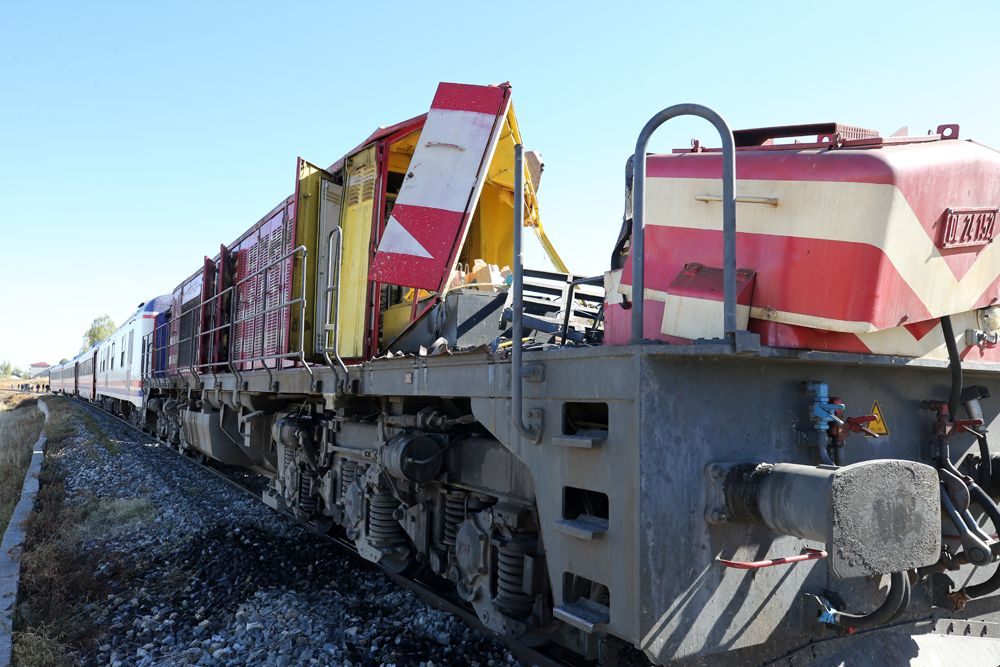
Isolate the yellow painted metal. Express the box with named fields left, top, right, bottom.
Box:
left=335, top=145, right=378, bottom=359
left=293, top=159, right=324, bottom=358
left=457, top=103, right=569, bottom=275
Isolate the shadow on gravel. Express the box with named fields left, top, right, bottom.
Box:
left=13, top=397, right=520, bottom=666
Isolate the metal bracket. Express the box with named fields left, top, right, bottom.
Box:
left=522, top=363, right=545, bottom=382
left=527, top=408, right=544, bottom=443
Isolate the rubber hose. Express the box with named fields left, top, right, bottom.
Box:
left=941, top=315, right=963, bottom=422
left=938, top=439, right=964, bottom=480
left=981, top=434, right=994, bottom=490
left=962, top=483, right=1000, bottom=599
left=835, top=571, right=908, bottom=630
left=892, top=575, right=912, bottom=624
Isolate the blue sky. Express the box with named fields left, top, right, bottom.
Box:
left=1, top=1, right=997, bottom=369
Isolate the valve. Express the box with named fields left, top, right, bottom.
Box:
left=806, top=383, right=880, bottom=464
left=845, top=415, right=880, bottom=438
left=806, top=382, right=844, bottom=432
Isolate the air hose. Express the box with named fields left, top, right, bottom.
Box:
left=941, top=316, right=963, bottom=419
left=942, top=315, right=996, bottom=489
left=939, top=315, right=1000, bottom=600
left=816, top=571, right=910, bottom=632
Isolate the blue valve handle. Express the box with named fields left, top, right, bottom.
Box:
left=807, top=382, right=846, bottom=431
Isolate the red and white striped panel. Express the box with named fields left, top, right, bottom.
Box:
left=368, top=82, right=511, bottom=291
left=619, top=140, right=1000, bottom=338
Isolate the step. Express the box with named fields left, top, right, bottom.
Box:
left=555, top=515, right=609, bottom=540
left=551, top=434, right=604, bottom=449
left=553, top=600, right=611, bottom=634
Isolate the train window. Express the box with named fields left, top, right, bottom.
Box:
left=111, top=342, right=115, bottom=369
left=562, top=402, right=609, bottom=437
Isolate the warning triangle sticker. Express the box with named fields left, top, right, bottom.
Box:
left=867, top=400, right=889, bottom=437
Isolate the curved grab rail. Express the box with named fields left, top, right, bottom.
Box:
left=631, top=104, right=737, bottom=345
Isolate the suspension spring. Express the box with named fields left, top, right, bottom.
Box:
left=494, top=538, right=535, bottom=618
left=340, top=459, right=358, bottom=500
left=297, top=474, right=318, bottom=515
left=368, top=485, right=406, bottom=548
left=443, top=492, right=467, bottom=546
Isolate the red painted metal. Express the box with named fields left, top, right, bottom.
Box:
left=430, top=82, right=508, bottom=115
left=732, top=122, right=879, bottom=147
left=939, top=207, right=998, bottom=250
left=215, top=244, right=233, bottom=368
left=368, top=82, right=512, bottom=293
left=198, top=256, right=216, bottom=368
left=627, top=226, right=934, bottom=330
left=717, top=548, right=827, bottom=570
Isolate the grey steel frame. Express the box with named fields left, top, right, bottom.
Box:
left=511, top=143, right=540, bottom=442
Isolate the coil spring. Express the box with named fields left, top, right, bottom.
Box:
left=297, top=474, right=318, bottom=515
left=368, top=485, right=405, bottom=548
left=442, top=492, right=467, bottom=546
left=494, top=540, right=535, bottom=618
left=283, top=445, right=295, bottom=468
left=340, top=459, right=358, bottom=500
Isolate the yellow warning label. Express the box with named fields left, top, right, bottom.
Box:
left=867, top=400, right=889, bottom=437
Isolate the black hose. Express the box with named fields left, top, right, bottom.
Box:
left=980, top=433, right=994, bottom=490
left=961, top=483, right=1000, bottom=599
left=894, top=575, right=912, bottom=623
left=938, top=439, right=964, bottom=480
left=835, top=571, right=908, bottom=630
left=941, top=315, right=963, bottom=421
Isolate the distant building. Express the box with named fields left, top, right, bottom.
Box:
left=29, top=362, right=50, bottom=378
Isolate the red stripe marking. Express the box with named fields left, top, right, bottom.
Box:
left=649, top=141, right=1000, bottom=282
left=647, top=151, right=895, bottom=184
left=622, top=226, right=933, bottom=330
left=369, top=205, right=465, bottom=290
left=961, top=343, right=1000, bottom=362
left=904, top=319, right=939, bottom=341
left=749, top=321, right=873, bottom=354
left=431, top=82, right=508, bottom=115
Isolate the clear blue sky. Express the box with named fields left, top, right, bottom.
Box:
left=1, top=1, right=997, bottom=369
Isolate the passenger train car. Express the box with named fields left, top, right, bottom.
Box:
left=49, top=82, right=1000, bottom=665
left=52, top=299, right=170, bottom=415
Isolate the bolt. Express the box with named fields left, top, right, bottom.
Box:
left=710, top=509, right=727, bottom=523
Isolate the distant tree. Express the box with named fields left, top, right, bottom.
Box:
left=82, top=315, right=116, bottom=351
left=59, top=358, right=70, bottom=364
left=0, top=361, right=11, bottom=377
left=12, top=367, right=24, bottom=378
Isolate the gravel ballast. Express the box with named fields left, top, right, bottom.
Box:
left=37, top=401, right=519, bottom=667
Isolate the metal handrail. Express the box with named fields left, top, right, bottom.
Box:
left=559, top=274, right=604, bottom=346
left=511, top=143, right=540, bottom=443
left=631, top=103, right=737, bottom=345
left=147, top=241, right=314, bottom=389
left=322, top=227, right=349, bottom=387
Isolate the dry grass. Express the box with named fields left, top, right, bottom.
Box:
left=13, top=397, right=147, bottom=666
left=0, top=395, right=43, bottom=535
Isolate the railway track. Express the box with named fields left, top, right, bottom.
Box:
left=52, top=393, right=575, bottom=667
